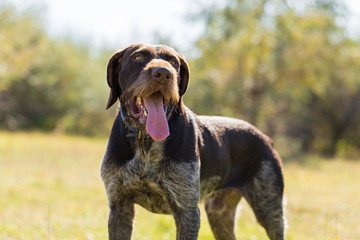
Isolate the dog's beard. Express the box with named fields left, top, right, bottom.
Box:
left=129, top=92, right=169, bottom=141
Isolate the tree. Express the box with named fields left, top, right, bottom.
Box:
left=274, top=1, right=360, bottom=156
left=188, top=0, right=360, bottom=157
left=0, top=5, right=114, bottom=135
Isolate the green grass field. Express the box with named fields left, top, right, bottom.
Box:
left=1, top=132, right=359, bottom=239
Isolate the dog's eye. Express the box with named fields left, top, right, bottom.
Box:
left=133, top=54, right=145, bottom=61
left=169, top=59, right=178, bottom=66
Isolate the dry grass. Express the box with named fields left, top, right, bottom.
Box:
left=0, top=132, right=359, bottom=239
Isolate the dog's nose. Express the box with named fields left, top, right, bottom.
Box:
left=152, top=67, right=172, bottom=82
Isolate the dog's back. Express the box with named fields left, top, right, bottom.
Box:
left=184, top=108, right=283, bottom=196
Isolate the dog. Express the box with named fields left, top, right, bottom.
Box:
left=101, top=44, right=285, bottom=240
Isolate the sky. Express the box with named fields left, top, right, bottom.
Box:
left=11, top=0, right=206, bottom=54
left=10, top=0, right=360, bottom=54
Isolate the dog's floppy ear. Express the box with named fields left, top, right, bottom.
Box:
left=178, top=54, right=190, bottom=97
left=106, top=49, right=125, bottom=110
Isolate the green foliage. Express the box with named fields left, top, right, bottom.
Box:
left=0, top=5, right=115, bottom=135
left=1, top=1, right=360, bottom=156
left=187, top=0, right=360, bottom=157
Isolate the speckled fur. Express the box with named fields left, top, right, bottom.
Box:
left=242, top=160, right=286, bottom=240
left=101, top=138, right=201, bottom=240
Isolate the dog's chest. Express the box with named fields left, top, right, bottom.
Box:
left=103, top=139, right=202, bottom=214
left=127, top=141, right=165, bottom=180
left=114, top=141, right=173, bottom=213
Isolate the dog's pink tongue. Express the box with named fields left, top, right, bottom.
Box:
left=143, top=93, right=169, bottom=141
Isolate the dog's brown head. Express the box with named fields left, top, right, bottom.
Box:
left=106, top=44, right=190, bottom=141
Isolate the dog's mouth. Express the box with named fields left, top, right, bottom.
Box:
left=129, top=92, right=169, bottom=141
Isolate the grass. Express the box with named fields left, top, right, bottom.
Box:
left=0, top=132, right=359, bottom=239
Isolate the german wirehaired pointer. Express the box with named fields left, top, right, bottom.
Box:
left=101, top=44, right=285, bottom=240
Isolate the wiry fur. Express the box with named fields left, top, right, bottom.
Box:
left=101, top=44, right=286, bottom=240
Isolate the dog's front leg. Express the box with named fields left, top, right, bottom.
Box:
left=108, top=201, right=135, bottom=240
left=161, top=160, right=201, bottom=240
left=173, top=207, right=200, bottom=240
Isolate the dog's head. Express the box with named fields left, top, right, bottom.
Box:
left=106, top=44, right=190, bottom=141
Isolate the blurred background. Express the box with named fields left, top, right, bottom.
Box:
left=1, top=0, right=360, bottom=159
left=1, top=1, right=360, bottom=239
left=2, top=0, right=360, bottom=160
